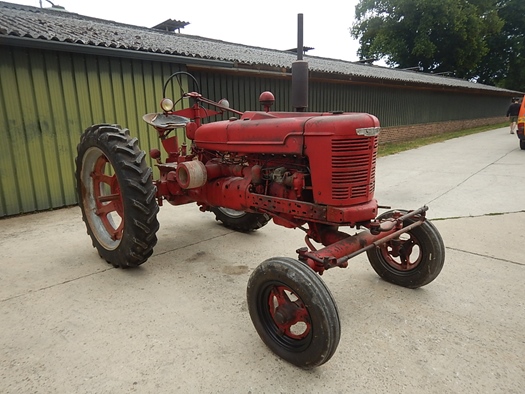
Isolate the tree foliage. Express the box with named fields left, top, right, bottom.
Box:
left=351, top=0, right=503, bottom=79
left=475, top=0, right=525, bottom=91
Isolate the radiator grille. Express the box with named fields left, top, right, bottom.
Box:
left=331, top=137, right=376, bottom=200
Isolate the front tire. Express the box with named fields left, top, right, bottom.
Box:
left=75, top=124, right=159, bottom=268
left=247, top=257, right=341, bottom=369
left=520, top=139, right=525, bottom=150
left=366, top=210, right=445, bottom=288
left=211, top=207, right=270, bottom=232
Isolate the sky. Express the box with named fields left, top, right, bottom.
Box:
left=13, top=0, right=363, bottom=62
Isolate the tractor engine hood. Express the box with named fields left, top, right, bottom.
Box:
left=192, top=111, right=379, bottom=155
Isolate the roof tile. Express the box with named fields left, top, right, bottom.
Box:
left=0, top=1, right=516, bottom=93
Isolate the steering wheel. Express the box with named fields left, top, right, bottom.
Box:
left=162, top=71, right=200, bottom=102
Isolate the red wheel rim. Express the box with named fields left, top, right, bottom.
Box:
left=91, top=155, right=124, bottom=241
left=267, top=285, right=311, bottom=340
left=379, top=232, right=422, bottom=271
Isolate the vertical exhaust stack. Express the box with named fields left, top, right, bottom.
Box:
left=292, top=13, right=308, bottom=112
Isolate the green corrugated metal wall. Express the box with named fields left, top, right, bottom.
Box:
left=0, top=46, right=187, bottom=217
left=308, top=82, right=508, bottom=126
left=191, top=70, right=509, bottom=127
left=0, top=45, right=511, bottom=217
left=192, top=71, right=292, bottom=113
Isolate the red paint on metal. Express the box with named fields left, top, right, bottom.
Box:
left=143, top=80, right=427, bottom=280
left=268, top=285, right=311, bottom=340
left=91, top=155, right=124, bottom=241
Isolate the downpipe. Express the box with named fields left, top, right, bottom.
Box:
left=297, top=206, right=428, bottom=275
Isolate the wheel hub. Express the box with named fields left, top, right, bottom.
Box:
left=274, top=303, right=299, bottom=325
left=268, top=285, right=311, bottom=339
left=382, top=234, right=421, bottom=271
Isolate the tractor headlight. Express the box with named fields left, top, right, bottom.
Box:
left=218, top=98, right=230, bottom=108
left=160, top=98, right=174, bottom=112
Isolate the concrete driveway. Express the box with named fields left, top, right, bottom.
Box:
left=1, top=127, right=524, bottom=393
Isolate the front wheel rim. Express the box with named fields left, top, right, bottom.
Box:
left=259, top=282, right=312, bottom=352
left=379, top=232, right=422, bottom=271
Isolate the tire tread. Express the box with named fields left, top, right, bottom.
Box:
left=75, top=124, right=159, bottom=268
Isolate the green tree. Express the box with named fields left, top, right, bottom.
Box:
left=351, top=0, right=503, bottom=79
left=475, top=0, right=525, bottom=91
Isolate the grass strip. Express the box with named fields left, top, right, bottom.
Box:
left=378, top=122, right=508, bottom=157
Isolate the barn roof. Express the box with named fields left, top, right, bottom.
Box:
left=0, top=1, right=518, bottom=94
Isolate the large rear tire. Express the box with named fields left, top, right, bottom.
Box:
left=75, top=124, right=159, bottom=268
left=247, top=257, right=341, bottom=369
left=366, top=210, right=445, bottom=288
left=211, top=207, right=270, bottom=232
left=520, top=139, right=525, bottom=150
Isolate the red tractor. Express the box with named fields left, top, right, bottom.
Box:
left=76, top=55, right=445, bottom=369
